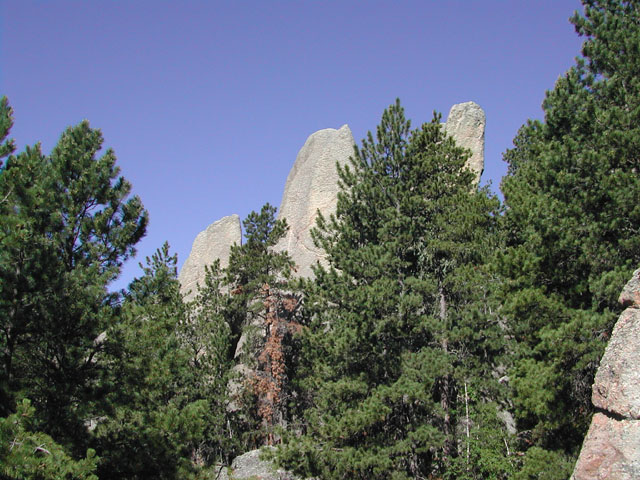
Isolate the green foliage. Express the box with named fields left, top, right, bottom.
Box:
left=499, top=0, right=640, bottom=461
left=513, top=447, right=574, bottom=480
left=227, top=204, right=291, bottom=290
left=224, top=204, right=293, bottom=358
left=0, top=96, right=15, bottom=166
left=183, top=258, right=241, bottom=464
left=445, top=401, right=517, bottom=480
left=277, top=100, right=508, bottom=479
left=225, top=204, right=301, bottom=446
left=94, top=244, right=235, bottom=479
left=0, top=103, right=148, bottom=448
left=0, top=399, right=98, bottom=480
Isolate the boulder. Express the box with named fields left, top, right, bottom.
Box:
left=619, top=268, right=640, bottom=308
left=571, top=413, right=640, bottom=480
left=444, top=101, right=485, bottom=184
left=178, top=214, right=241, bottom=300
left=273, top=125, right=355, bottom=278
left=216, top=448, right=300, bottom=480
left=572, top=270, right=640, bottom=479
left=592, top=307, right=640, bottom=419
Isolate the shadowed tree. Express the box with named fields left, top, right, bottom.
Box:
left=0, top=98, right=148, bottom=450
left=275, top=100, right=508, bottom=479
left=500, top=0, right=640, bottom=473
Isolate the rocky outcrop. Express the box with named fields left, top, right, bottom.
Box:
left=572, top=414, right=640, bottom=480
left=592, top=306, right=640, bottom=420
left=272, top=103, right=486, bottom=279
left=179, top=105, right=486, bottom=287
left=273, top=125, right=355, bottom=278
left=572, top=268, right=640, bottom=480
left=178, top=214, right=241, bottom=299
left=444, top=101, right=485, bottom=184
left=620, top=270, right=640, bottom=308
left=216, top=449, right=300, bottom=480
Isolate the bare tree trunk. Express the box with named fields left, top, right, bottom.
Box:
left=439, top=287, right=454, bottom=461
left=465, top=382, right=470, bottom=469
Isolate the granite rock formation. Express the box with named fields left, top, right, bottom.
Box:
left=444, top=101, right=485, bottom=184
left=572, top=268, right=640, bottom=479
left=179, top=104, right=486, bottom=289
left=178, top=214, right=241, bottom=299
left=215, top=448, right=300, bottom=480
left=178, top=104, right=485, bottom=287
left=272, top=124, right=355, bottom=278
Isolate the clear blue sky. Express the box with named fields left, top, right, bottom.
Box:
left=1, top=0, right=584, bottom=290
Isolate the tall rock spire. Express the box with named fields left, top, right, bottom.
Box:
left=178, top=214, right=241, bottom=299
left=273, top=124, right=355, bottom=278
left=445, top=101, right=486, bottom=184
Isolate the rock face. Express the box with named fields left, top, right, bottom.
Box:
left=572, top=268, right=640, bottom=480
left=179, top=103, right=486, bottom=285
left=216, top=449, right=300, bottom=480
left=573, top=414, right=640, bottom=480
left=620, top=269, right=640, bottom=308
left=592, top=307, right=640, bottom=419
left=272, top=103, right=486, bottom=279
left=273, top=124, right=355, bottom=278
left=444, top=101, right=485, bottom=184
left=178, top=214, right=241, bottom=299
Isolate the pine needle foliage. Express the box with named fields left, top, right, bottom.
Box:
left=0, top=101, right=148, bottom=450
left=500, top=0, right=640, bottom=466
left=276, top=100, right=508, bottom=479
left=0, top=399, right=98, bottom=480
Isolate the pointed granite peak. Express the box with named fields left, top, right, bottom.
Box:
left=444, top=101, right=485, bottom=184
left=273, top=124, right=355, bottom=278
left=178, top=214, right=241, bottom=299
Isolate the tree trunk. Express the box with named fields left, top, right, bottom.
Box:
left=439, top=287, right=455, bottom=461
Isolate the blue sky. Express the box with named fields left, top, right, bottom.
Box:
left=1, top=1, right=584, bottom=290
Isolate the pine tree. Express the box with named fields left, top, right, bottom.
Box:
left=182, top=260, right=239, bottom=466
left=0, top=96, right=16, bottom=415
left=0, top=97, right=15, bottom=168
left=0, top=400, right=98, bottom=480
left=94, top=244, right=233, bottom=479
left=225, top=203, right=293, bottom=349
left=276, top=100, right=507, bottom=479
left=0, top=103, right=148, bottom=450
left=225, top=204, right=301, bottom=446
left=499, top=0, right=640, bottom=470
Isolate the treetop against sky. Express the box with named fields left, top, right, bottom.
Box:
left=0, top=0, right=583, bottom=289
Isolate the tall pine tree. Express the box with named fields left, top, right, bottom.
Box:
left=500, top=0, right=640, bottom=472
left=225, top=204, right=301, bottom=447
left=94, top=244, right=235, bottom=479
left=276, top=101, right=508, bottom=479
left=0, top=105, right=148, bottom=450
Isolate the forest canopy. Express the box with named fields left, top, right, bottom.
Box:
left=1, top=1, right=640, bottom=478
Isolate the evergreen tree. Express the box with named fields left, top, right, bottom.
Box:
left=94, top=244, right=233, bottom=479
left=225, top=204, right=301, bottom=447
left=0, top=400, right=98, bottom=480
left=0, top=101, right=148, bottom=451
left=499, top=0, right=640, bottom=469
left=276, top=101, right=508, bottom=479
left=181, top=260, right=239, bottom=466
left=0, top=97, right=15, bottom=168
left=0, top=96, right=16, bottom=414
